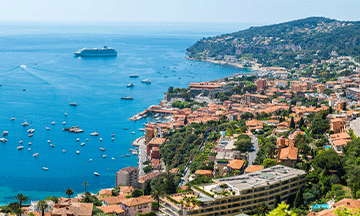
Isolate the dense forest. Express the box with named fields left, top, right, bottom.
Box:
left=186, top=17, right=360, bottom=68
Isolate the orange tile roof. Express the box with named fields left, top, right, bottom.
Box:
left=279, top=146, right=298, bottom=160
left=244, top=165, right=264, bottom=173
left=119, top=186, right=134, bottom=194
left=96, top=205, right=125, bottom=214
left=99, top=189, right=112, bottom=196
left=227, top=159, right=245, bottom=170
left=333, top=198, right=360, bottom=209
left=52, top=203, right=93, bottom=216
left=121, top=195, right=153, bottom=207
left=100, top=194, right=127, bottom=205
left=195, top=170, right=213, bottom=175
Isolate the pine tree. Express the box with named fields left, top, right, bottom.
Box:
left=294, top=187, right=304, bottom=208
left=290, top=117, right=295, bottom=129
left=343, top=102, right=347, bottom=111
left=288, top=104, right=292, bottom=114
left=144, top=181, right=152, bottom=195
left=329, top=106, right=333, bottom=114
left=184, top=116, right=188, bottom=125
left=299, top=117, right=304, bottom=129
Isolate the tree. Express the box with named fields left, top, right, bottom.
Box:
left=299, top=117, right=305, bottom=129
left=329, top=106, right=333, bottom=114
left=144, top=181, right=152, bottom=195
left=46, top=196, right=58, bottom=203
left=274, top=194, right=281, bottom=208
left=151, top=190, right=162, bottom=210
left=256, top=202, right=270, bottom=216
left=241, top=112, right=254, bottom=120
left=268, top=202, right=296, bottom=216
left=15, top=194, right=29, bottom=209
left=343, top=102, right=347, bottom=111
left=65, top=188, right=74, bottom=198
left=37, top=200, right=48, bottom=216
left=313, top=149, right=342, bottom=172
left=294, top=187, right=304, bottom=208
left=168, top=86, right=174, bottom=94
left=288, top=104, right=292, bottom=114
left=263, top=158, right=277, bottom=168
left=184, top=116, right=188, bottom=125
left=235, top=138, right=253, bottom=153
left=14, top=207, right=24, bottom=216
left=310, top=118, right=330, bottom=135
left=131, top=189, right=144, bottom=198
left=83, top=182, right=89, bottom=192
left=290, top=117, right=295, bottom=129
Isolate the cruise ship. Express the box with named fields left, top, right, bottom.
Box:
left=74, top=46, right=117, bottom=57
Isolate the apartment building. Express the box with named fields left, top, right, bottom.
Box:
left=161, top=165, right=306, bottom=216
left=116, top=167, right=139, bottom=188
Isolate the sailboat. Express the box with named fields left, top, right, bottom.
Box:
left=22, top=116, right=29, bottom=126
left=33, top=142, right=39, bottom=157
left=121, top=88, right=133, bottom=100
left=11, top=111, right=15, bottom=121
left=90, top=128, right=99, bottom=136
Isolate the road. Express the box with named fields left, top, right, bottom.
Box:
left=248, top=135, right=259, bottom=165
left=350, top=118, right=360, bottom=137
left=137, top=137, right=148, bottom=177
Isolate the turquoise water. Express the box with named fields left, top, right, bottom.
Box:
left=324, top=145, right=331, bottom=150
left=312, top=204, right=330, bottom=210
left=0, top=24, right=252, bottom=205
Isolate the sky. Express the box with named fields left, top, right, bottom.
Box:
left=0, top=0, right=359, bottom=25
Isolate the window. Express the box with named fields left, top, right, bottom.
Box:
left=139, top=204, right=142, bottom=209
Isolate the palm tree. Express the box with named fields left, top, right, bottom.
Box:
left=15, top=193, right=29, bottom=209
left=83, top=182, right=89, bottom=192
left=37, top=200, right=48, bottom=216
left=65, top=188, right=74, bottom=199
left=14, top=207, right=24, bottom=216
left=257, top=202, right=270, bottom=216
left=151, top=190, right=162, bottom=210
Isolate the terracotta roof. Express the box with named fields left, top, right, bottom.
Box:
left=101, top=194, right=127, bottom=205
left=138, top=172, right=162, bottom=183
left=195, top=170, right=213, bottom=176
left=227, top=159, right=245, bottom=170
left=148, top=137, right=168, bottom=145
left=121, top=195, right=153, bottom=207
left=244, top=165, right=264, bottom=173
left=333, top=198, right=360, bottom=209
left=96, top=205, right=125, bottom=214
left=119, top=186, right=134, bottom=194
left=279, top=146, right=298, bottom=160
left=52, top=203, right=93, bottom=216
left=99, top=189, right=112, bottom=196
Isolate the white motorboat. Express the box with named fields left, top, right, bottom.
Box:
left=111, top=133, right=114, bottom=137
left=141, top=79, right=151, bottom=84
left=52, top=122, right=55, bottom=125
left=28, top=148, right=31, bottom=151
left=33, top=152, right=39, bottom=157
left=46, top=127, right=50, bottom=130
left=81, top=142, right=85, bottom=146
left=28, top=142, right=32, bottom=145
left=89, top=159, right=92, bottom=162
left=90, top=132, right=99, bottom=136
left=19, top=140, right=23, bottom=144
left=70, top=102, right=78, bottom=106
left=11, top=117, right=15, bottom=121
left=65, top=113, right=68, bottom=116
left=47, top=140, right=51, bottom=143
left=86, top=138, right=89, bottom=141
left=2, top=131, right=8, bottom=136
left=111, top=157, right=115, bottom=160
left=112, top=138, right=114, bottom=141
left=63, top=150, right=66, bottom=153
left=27, top=128, right=35, bottom=133
left=17, top=146, right=24, bottom=150
left=100, top=138, right=102, bottom=141
left=100, top=147, right=105, bottom=151
left=43, top=167, right=49, bottom=171
left=22, top=122, right=29, bottom=126
left=76, top=138, right=80, bottom=141
left=131, top=132, right=135, bottom=134
left=63, top=121, right=66, bottom=125
left=127, top=83, right=134, bottom=87
left=94, top=172, right=99, bottom=176
left=50, top=144, right=54, bottom=147
left=103, top=155, right=106, bottom=158
left=28, top=134, right=33, bottom=137
left=76, top=150, right=80, bottom=154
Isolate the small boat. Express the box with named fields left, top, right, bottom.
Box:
left=131, top=151, right=138, bottom=155
left=129, top=149, right=134, bottom=152
left=47, top=140, right=51, bottom=143
left=28, top=134, right=33, bottom=137
left=112, top=157, right=115, bottom=160
left=43, top=167, right=49, bottom=171
left=94, top=172, right=99, bottom=176
left=70, top=102, right=78, bottom=106
left=76, top=150, right=80, bottom=154
left=125, top=154, right=130, bottom=157
left=129, top=74, right=139, bottom=78
left=103, top=155, right=106, bottom=158
left=63, top=150, right=66, bottom=153
left=11, top=117, right=15, bottom=121
left=19, top=140, right=23, bottom=144
left=127, top=83, right=134, bottom=87
left=131, top=132, right=135, bottom=134
left=27, top=128, right=35, bottom=133
left=65, top=113, right=68, bottom=116
left=22, top=122, right=29, bottom=126
left=100, top=147, right=105, bottom=151
left=89, top=159, right=92, bottom=162
left=86, top=138, right=89, bottom=141
left=76, top=138, right=80, bottom=141
left=112, top=138, right=114, bottom=141
left=63, top=121, right=66, bottom=125
left=141, top=79, right=151, bottom=84
left=138, top=128, right=145, bottom=131
left=46, top=127, right=50, bottom=130
left=52, top=122, right=55, bottom=125
left=121, top=96, right=133, bottom=100
left=81, top=142, right=85, bottom=146
left=2, top=131, right=8, bottom=136
left=23, top=88, right=26, bottom=91
left=28, top=148, right=31, bottom=151
left=111, top=133, right=114, bottom=137
left=90, top=132, right=99, bottom=136
left=50, top=144, right=54, bottom=147
left=123, top=127, right=129, bottom=130
left=178, top=77, right=181, bottom=79
left=28, top=142, right=32, bottom=145
left=33, top=153, right=39, bottom=157
left=100, top=138, right=102, bottom=141
left=17, top=146, right=24, bottom=150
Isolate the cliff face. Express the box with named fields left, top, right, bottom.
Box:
left=187, top=17, right=360, bottom=69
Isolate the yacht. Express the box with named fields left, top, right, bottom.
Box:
left=100, top=138, right=102, bottom=141
left=76, top=150, right=80, bottom=154
left=76, top=138, right=80, bottom=141
left=111, top=133, right=115, bottom=137
left=103, top=155, right=106, bottom=158
left=28, top=128, right=35, bottom=133
left=17, top=146, right=24, bottom=150
left=90, top=132, right=99, bottom=136
left=89, top=159, right=92, bottom=162
left=127, top=83, right=134, bottom=87
left=19, top=140, right=23, bottom=144
left=28, top=142, right=32, bottom=145
left=52, top=122, right=55, bottom=125
left=33, top=152, right=39, bottom=157
left=43, top=167, right=49, bottom=171
left=74, top=46, right=117, bottom=57
left=141, top=79, right=151, bottom=84
left=129, top=74, right=139, bottom=78
left=28, top=134, right=33, bottom=137
left=46, top=127, right=50, bottom=130
left=2, top=131, right=8, bottom=136
left=94, top=172, right=99, bottom=176
left=81, top=142, right=85, bottom=146
left=28, top=148, right=31, bottom=151
left=112, top=138, right=114, bottom=141
left=22, top=121, right=29, bottom=126
left=63, top=150, right=66, bottom=153
left=100, top=147, right=105, bottom=151
left=70, top=102, right=78, bottom=106
left=63, top=121, right=66, bottom=125
left=50, top=144, right=54, bottom=147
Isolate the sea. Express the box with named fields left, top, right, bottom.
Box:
left=0, top=22, right=255, bottom=205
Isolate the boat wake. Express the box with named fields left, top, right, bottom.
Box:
left=20, top=64, right=52, bottom=86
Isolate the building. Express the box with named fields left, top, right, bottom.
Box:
left=161, top=165, right=306, bottom=216
left=194, top=170, right=213, bottom=177
left=147, top=137, right=167, bottom=155
left=307, top=198, right=360, bottom=216
left=138, top=172, right=162, bottom=190
left=255, top=79, right=267, bottom=91
left=28, top=201, right=54, bottom=212
left=329, top=133, right=351, bottom=155
left=244, top=165, right=264, bottom=173
left=96, top=205, right=125, bottom=216
left=243, top=93, right=270, bottom=105
left=52, top=203, right=93, bottom=216
left=120, top=196, right=153, bottom=216
left=347, top=88, right=360, bottom=100
left=116, top=167, right=139, bottom=188
left=330, top=118, right=345, bottom=133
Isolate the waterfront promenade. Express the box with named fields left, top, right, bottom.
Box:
left=135, top=137, right=148, bottom=177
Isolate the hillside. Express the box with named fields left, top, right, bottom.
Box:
left=186, top=17, right=360, bottom=69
